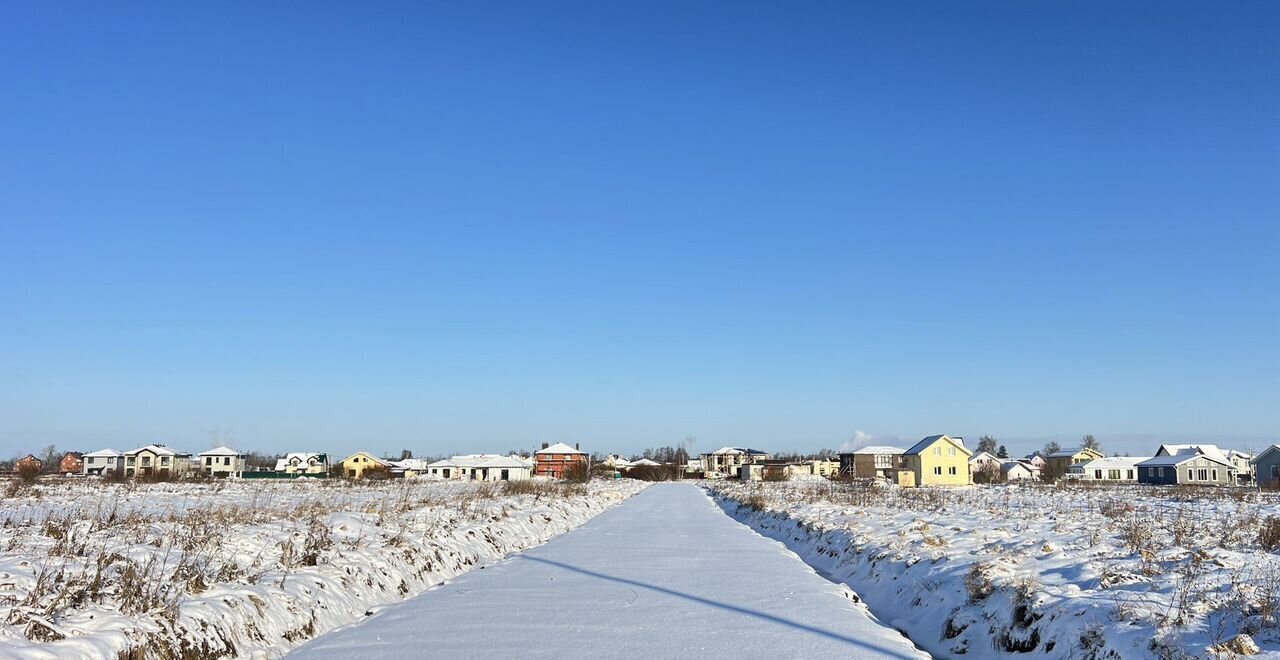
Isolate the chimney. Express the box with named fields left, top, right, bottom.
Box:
left=575, top=443, right=580, bottom=450
left=542, top=443, right=549, bottom=450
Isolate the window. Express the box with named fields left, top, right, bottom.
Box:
left=948, top=447, right=956, bottom=456
left=1198, top=469, right=1208, bottom=481
left=161, top=456, right=170, bottom=466
left=1157, top=467, right=1164, bottom=477
left=224, top=457, right=231, bottom=466
left=1108, top=470, right=1121, bottom=480
left=442, top=468, right=451, bottom=478
left=500, top=469, right=509, bottom=480
left=1272, top=465, right=1278, bottom=478
left=948, top=466, right=957, bottom=475
left=1212, top=469, right=1218, bottom=481
left=1095, top=470, right=1103, bottom=479
left=205, top=457, right=213, bottom=466
left=1188, top=469, right=1194, bottom=481
left=1126, top=470, right=1134, bottom=480
left=934, top=447, right=941, bottom=456
left=933, top=466, right=942, bottom=475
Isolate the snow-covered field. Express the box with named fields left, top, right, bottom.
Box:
left=0, top=477, right=647, bottom=659
left=710, top=480, right=1280, bottom=659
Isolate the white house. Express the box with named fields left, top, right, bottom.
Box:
left=123, top=445, right=192, bottom=478
left=1226, top=450, right=1253, bottom=482
left=1066, top=456, right=1149, bottom=482
left=700, top=447, right=771, bottom=478
left=1001, top=461, right=1039, bottom=481
left=274, top=453, right=330, bottom=475
left=82, top=448, right=124, bottom=476
left=968, top=451, right=1001, bottom=477
left=426, top=454, right=532, bottom=481
left=197, top=446, right=245, bottom=478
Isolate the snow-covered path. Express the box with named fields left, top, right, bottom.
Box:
left=289, top=483, right=929, bottom=659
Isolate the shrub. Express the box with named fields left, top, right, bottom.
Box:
left=563, top=462, right=590, bottom=484
left=965, top=561, right=996, bottom=603
left=15, top=462, right=41, bottom=484
left=1258, top=517, right=1280, bottom=552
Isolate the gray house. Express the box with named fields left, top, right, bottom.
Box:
left=1252, top=445, right=1280, bottom=489
left=1136, top=444, right=1237, bottom=486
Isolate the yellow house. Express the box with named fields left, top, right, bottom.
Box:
left=1044, top=447, right=1105, bottom=480
left=340, top=451, right=390, bottom=479
left=899, top=435, right=972, bottom=487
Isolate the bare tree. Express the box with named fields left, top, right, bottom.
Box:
left=39, top=444, right=59, bottom=471
left=977, top=435, right=998, bottom=454
left=1043, top=441, right=1061, bottom=456
left=1081, top=434, right=1101, bottom=452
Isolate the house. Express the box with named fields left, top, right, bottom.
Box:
left=534, top=443, right=589, bottom=479
left=701, top=447, right=771, bottom=478
left=1252, top=446, right=1280, bottom=489
left=388, top=458, right=431, bottom=478
left=1001, top=460, right=1039, bottom=481
left=59, top=452, right=84, bottom=475
left=899, top=435, right=972, bottom=487
left=82, top=448, right=124, bottom=476
left=792, top=459, right=840, bottom=478
left=1044, top=447, right=1105, bottom=480
left=1066, top=456, right=1149, bottom=482
left=197, top=446, right=245, bottom=478
left=604, top=455, right=634, bottom=470
left=1136, top=444, right=1238, bottom=486
left=123, top=445, right=192, bottom=478
left=339, top=452, right=390, bottom=479
left=274, top=452, right=330, bottom=475
left=425, top=454, right=534, bottom=481
left=15, top=454, right=43, bottom=473
left=1226, top=450, right=1253, bottom=483
left=1024, top=452, right=1048, bottom=469
left=968, top=451, right=1002, bottom=480
left=684, top=458, right=704, bottom=475
left=839, top=446, right=906, bottom=480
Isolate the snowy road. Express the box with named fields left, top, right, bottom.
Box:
left=289, top=483, right=929, bottom=659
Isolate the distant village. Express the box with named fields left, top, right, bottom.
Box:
left=4, top=434, right=1279, bottom=489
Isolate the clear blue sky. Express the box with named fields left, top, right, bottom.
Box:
left=2, top=2, right=1277, bottom=459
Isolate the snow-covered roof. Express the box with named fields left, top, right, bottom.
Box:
left=341, top=452, right=390, bottom=466
left=389, top=458, right=431, bottom=471
left=704, top=446, right=770, bottom=456
left=848, top=446, right=905, bottom=455
left=1138, top=446, right=1234, bottom=468
left=904, top=435, right=969, bottom=456
left=1079, top=456, right=1151, bottom=470
left=84, top=448, right=123, bottom=458
left=1047, top=447, right=1100, bottom=458
left=1002, top=461, right=1038, bottom=473
left=430, top=454, right=529, bottom=469
left=631, top=458, right=661, bottom=467
left=198, top=446, right=241, bottom=456
left=968, top=451, right=999, bottom=463
left=1225, top=449, right=1252, bottom=460
left=125, top=444, right=188, bottom=457
left=536, top=442, right=586, bottom=455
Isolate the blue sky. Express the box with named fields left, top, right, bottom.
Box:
left=2, top=2, right=1277, bottom=459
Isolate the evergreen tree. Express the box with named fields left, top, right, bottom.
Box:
left=996, top=445, right=1009, bottom=459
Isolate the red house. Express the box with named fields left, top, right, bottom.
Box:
left=15, top=454, right=43, bottom=473
left=534, top=442, right=588, bottom=479
left=59, top=452, right=84, bottom=475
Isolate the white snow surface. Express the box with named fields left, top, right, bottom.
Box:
left=0, top=478, right=646, bottom=659
left=712, top=480, right=1280, bottom=659
left=290, top=483, right=929, bottom=659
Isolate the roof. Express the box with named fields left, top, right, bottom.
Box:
left=125, top=444, right=188, bottom=457
left=1137, top=446, right=1234, bottom=468
left=1047, top=447, right=1102, bottom=458
left=846, top=446, right=905, bottom=455
left=340, top=452, right=390, bottom=466
left=389, top=458, right=431, bottom=471
left=1002, top=461, right=1037, bottom=473
left=704, top=447, right=770, bottom=456
left=1078, top=456, right=1151, bottom=470
left=903, top=435, right=970, bottom=456
left=968, top=451, right=999, bottom=462
left=1253, top=445, right=1280, bottom=465
left=631, top=458, right=662, bottom=466
left=536, top=442, right=586, bottom=455
left=430, top=454, right=529, bottom=469
left=84, top=448, right=123, bottom=457
left=198, top=446, right=241, bottom=456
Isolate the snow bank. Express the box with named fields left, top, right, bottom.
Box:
left=0, top=478, right=647, bottom=659
left=711, top=481, right=1280, bottom=659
